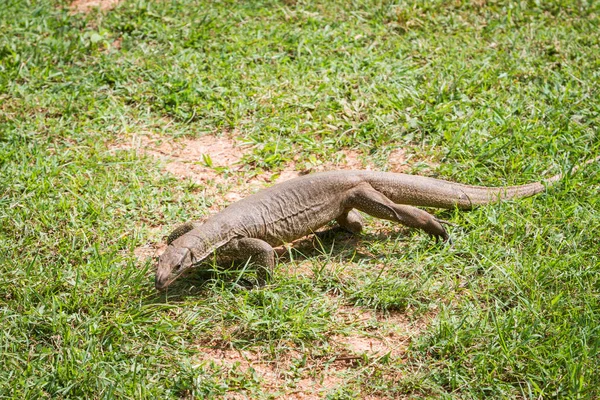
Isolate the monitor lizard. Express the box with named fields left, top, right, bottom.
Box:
left=155, top=159, right=597, bottom=290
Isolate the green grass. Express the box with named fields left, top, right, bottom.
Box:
left=1, top=0, right=600, bottom=398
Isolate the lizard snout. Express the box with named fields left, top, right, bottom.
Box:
left=155, top=270, right=171, bottom=290
left=155, top=246, right=192, bottom=290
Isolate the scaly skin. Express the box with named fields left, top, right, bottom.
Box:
left=156, top=161, right=597, bottom=290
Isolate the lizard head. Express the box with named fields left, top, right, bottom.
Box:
left=155, top=245, right=195, bottom=290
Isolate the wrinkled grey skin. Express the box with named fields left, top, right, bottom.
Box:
left=155, top=167, right=579, bottom=290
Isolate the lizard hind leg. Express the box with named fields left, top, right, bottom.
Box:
left=336, top=209, right=364, bottom=234
left=347, top=183, right=450, bottom=242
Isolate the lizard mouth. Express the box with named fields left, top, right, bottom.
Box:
left=155, top=270, right=179, bottom=290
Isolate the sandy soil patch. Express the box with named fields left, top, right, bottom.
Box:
left=133, top=242, right=167, bottom=261
left=336, top=149, right=367, bottom=170
left=321, top=146, right=412, bottom=173
left=387, top=148, right=409, bottom=172
left=112, top=132, right=248, bottom=186
left=192, top=347, right=344, bottom=399
left=70, top=0, right=120, bottom=13
left=113, top=131, right=249, bottom=262
left=193, top=306, right=436, bottom=399
left=332, top=306, right=431, bottom=359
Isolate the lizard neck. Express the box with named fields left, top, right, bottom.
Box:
left=175, top=220, right=237, bottom=264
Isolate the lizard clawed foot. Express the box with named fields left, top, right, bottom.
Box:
left=428, top=217, right=455, bottom=244
left=435, top=233, right=453, bottom=244
left=430, top=230, right=452, bottom=244
left=427, top=219, right=453, bottom=244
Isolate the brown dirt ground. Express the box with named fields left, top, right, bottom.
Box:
left=112, top=132, right=250, bottom=261
left=69, top=0, right=121, bottom=13
left=111, top=132, right=247, bottom=185
left=194, top=306, right=436, bottom=399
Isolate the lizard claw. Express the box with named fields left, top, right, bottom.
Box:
left=429, top=219, right=453, bottom=244
left=431, top=231, right=452, bottom=244
left=430, top=217, right=454, bottom=244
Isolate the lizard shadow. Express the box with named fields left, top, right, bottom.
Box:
left=147, top=227, right=405, bottom=303
left=277, top=227, right=378, bottom=264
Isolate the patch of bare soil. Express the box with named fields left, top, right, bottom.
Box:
left=387, top=148, right=408, bottom=172
left=332, top=306, right=432, bottom=360
left=129, top=225, right=168, bottom=262
left=193, top=345, right=348, bottom=399
left=111, top=37, right=122, bottom=50
left=281, top=146, right=411, bottom=178
left=194, top=306, right=436, bottom=398
left=113, top=132, right=419, bottom=204
left=69, top=0, right=120, bottom=13
left=335, top=149, right=367, bottom=170
left=112, top=133, right=247, bottom=186
left=133, top=242, right=167, bottom=261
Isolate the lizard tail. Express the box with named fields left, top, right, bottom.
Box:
left=460, top=154, right=600, bottom=208
left=366, top=155, right=599, bottom=210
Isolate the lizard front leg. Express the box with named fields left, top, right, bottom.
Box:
left=347, top=183, right=450, bottom=241
left=218, top=237, right=275, bottom=285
